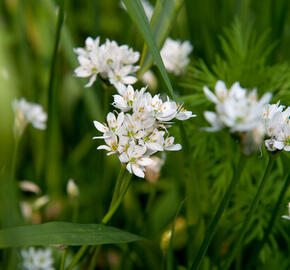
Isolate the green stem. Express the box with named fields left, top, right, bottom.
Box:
left=246, top=172, right=290, bottom=269
left=102, top=171, right=132, bottom=224
left=68, top=168, right=132, bottom=270
left=88, top=245, right=101, bottom=270
left=67, top=245, right=88, bottom=270
left=223, top=154, right=276, bottom=270
left=190, top=154, right=247, bottom=270
left=45, top=0, right=66, bottom=192
left=59, top=249, right=67, bottom=270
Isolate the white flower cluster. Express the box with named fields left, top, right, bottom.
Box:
left=161, top=38, right=193, bottom=75
left=262, top=102, right=290, bottom=152
left=21, top=247, right=54, bottom=270
left=74, top=37, right=140, bottom=92
left=203, top=80, right=272, bottom=133
left=12, top=98, right=47, bottom=137
left=93, top=85, right=196, bottom=178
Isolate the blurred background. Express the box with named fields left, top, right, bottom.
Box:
left=0, top=0, right=289, bottom=269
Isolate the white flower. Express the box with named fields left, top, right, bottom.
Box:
left=67, top=179, right=79, bottom=198
left=282, top=202, right=290, bottom=220
left=12, top=98, right=47, bottom=137
left=160, top=38, right=193, bottom=75
left=74, top=37, right=140, bottom=92
left=263, top=102, right=290, bottom=152
left=119, top=142, right=153, bottom=178
left=164, top=136, right=182, bottom=151
left=93, top=85, right=195, bottom=177
left=21, top=247, right=54, bottom=270
left=203, top=81, right=272, bottom=133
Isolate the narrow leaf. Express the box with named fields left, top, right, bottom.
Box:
left=139, top=0, right=183, bottom=77
left=0, top=222, right=144, bottom=248
left=122, top=0, right=175, bottom=98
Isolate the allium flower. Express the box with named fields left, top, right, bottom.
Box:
left=203, top=81, right=272, bottom=133
left=93, top=85, right=196, bottom=178
left=74, top=37, right=140, bottom=92
left=203, top=80, right=272, bottom=154
left=282, top=202, right=290, bottom=220
left=21, top=247, right=54, bottom=270
left=160, top=38, right=193, bottom=75
left=263, top=102, right=290, bottom=152
left=12, top=98, right=47, bottom=137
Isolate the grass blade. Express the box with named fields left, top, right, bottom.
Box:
left=0, top=222, right=144, bottom=248
left=138, top=0, right=183, bottom=77
left=122, top=0, right=175, bottom=98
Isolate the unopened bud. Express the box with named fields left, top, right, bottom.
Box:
left=67, top=179, right=79, bottom=198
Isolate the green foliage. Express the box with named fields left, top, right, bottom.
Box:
left=0, top=222, right=143, bottom=248
left=138, top=0, right=183, bottom=77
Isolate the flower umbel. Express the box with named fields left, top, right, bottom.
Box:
left=93, top=85, right=196, bottom=178
left=263, top=102, right=290, bottom=152
left=203, top=80, right=272, bottom=154
left=12, top=98, right=47, bottom=137
left=21, top=247, right=55, bottom=270
left=74, top=37, right=140, bottom=93
left=160, top=38, right=193, bottom=75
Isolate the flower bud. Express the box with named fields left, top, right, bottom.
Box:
left=67, top=179, right=79, bottom=198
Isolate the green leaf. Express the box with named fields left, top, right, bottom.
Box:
left=0, top=222, right=144, bottom=248
left=122, top=0, right=174, bottom=98
left=138, top=0, right=183, bottom=77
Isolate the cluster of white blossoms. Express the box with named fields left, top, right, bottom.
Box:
left=203, top=80, right=272, bottom=133
left=12, top=98, right=47, bottom=137
left=21, top=247, right=54, bottom=270
left=262, top=102, right=290, bottom=152
left=93, top=85, right=196, bottom=178
left=74, top=37, right=140, bottom=92
left=161, top=38, right=193, bottom=75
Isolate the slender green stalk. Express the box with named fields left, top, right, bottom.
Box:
left=102, top=171, right=132, bottom=224
left=246, top=172, right=290, bottom=269
left=190, top=154, right=247, bottom=270
left=88, top=245, right=101, bottom=270
left=59, top=248, right=67, bottom=270
left=223, top=155, right=276, bottom=270
left=67, top=245, right=88, bottom=270
left=45, top=0, right=66, bottom=192
left=68, top=168, right=132, bottom=269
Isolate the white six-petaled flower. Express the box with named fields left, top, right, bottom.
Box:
left=202, top=80, right=272, bottom=154
left=74, top=37, right=140, bottom=93
left=263, top=102, right=290, bottom=152
left=21, top=247, right=55, bottom=270
left=12, top=98, right=47, bottom=137
left=160, top=38, right=193, bottom=75
left=93, top=85, right=196, bottom=178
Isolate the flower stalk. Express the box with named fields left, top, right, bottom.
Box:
left=223, top=154, right=276, bottom=269
left=190, top=153, right=247, bottom=270
left=68, top=167, right=132, bottom=270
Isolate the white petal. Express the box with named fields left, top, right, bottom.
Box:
left=132, top=164, right=145, bottom=178
left=126, top=163, right=132, bottom=174
left=122, top=76, right=138, bottom=84
left=166, top=144, right=182, bottom=151
left=97, top=145, right=111, bottom=151
left=93, top=121, right=108, bottom=133
left=85, top=74, right=97, bottom=87
left=138, top=157, right=153, bottom=166
left=203, top=86, right=219, bottom=104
